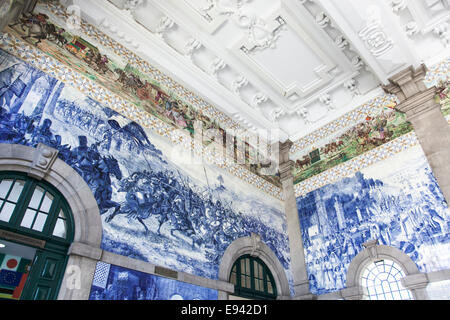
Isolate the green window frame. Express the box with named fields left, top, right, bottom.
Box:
left=0, top=171, right=74, bottom=247
left=229, top=255, right=277, bottom=300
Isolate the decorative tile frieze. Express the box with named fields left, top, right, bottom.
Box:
left=424, top=58, right=450, bottom=86
left=43, top=1, right=244, bottom=131
left=290, top=94, right=399, bottom=154
left=293, top=132, right=420, bottom=198
left=0, top=31, right=283, bottom=199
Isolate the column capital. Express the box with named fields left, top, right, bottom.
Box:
left=279, top=140, right=293, bottom=163
left=278, top=140, right=294, bottom=183
left=395, top=86, right=441, bottom=120
left=383, top=64, right=429, bottom=102
left=0, top=0, right=37, bottom=32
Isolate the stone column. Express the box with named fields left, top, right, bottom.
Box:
left=0, top=0, right=38, bottom=32
left=383, top=65, right=450, bottom=205
left=279, top=140, right=314, bottom=299
left=57, top=242, right=102, bottom=300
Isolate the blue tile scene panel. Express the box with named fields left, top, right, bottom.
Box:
left=297, top=145, right=450, bottom=295
left=89, top=262, right=218, bottom=300
left=0, top=49, right=294, bottom=292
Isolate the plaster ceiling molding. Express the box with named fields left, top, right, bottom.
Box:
left=317, top=0, right=420, bottom=84
left=257, top=101, right=278, bottom=123
left=299, top=0, right=361, bottom=69
left=243, top=16, right=287, bottom=53
left=433, top=21, right=450, bottom=47
left=358, top=12, right=394, bottom=58
left=398, top=0, right=450, bottom=34
left=351, top=56, right=365, bottom=70
left=294, top=0, right=380, bottom=104
left=130, top=1, right=167, bottom=33
left=215, top=67, right=247, bottom=94
left=233, top=112, right=254, bottom=130
left=390, top=0, right=407, bottom=13
left=315, top=11, right=331, bottom=29
left=177, top=0, right=253, bottom=34
left=231, top=74, right=250, bottom=95
left=252, top=92, right=269, bottom=108
left=123, top=0, right=145, bottom=11
left=404, top=21, right=420, bottom=37
left=107, top=0, right=144, bottom=11
left=232, top=4, right=339, bottom=106
left=344, top=78, right=361, bottom=97
left=184, top=38, right=203, bottom=60
left=318, top=93, right=335, bottom=111
left=238, top=82, right=267, bottom=108
left=155, top=17, right=202, bottom=57
left=295, top=106, right=312, bottom=125
left=190, top=46, right=226, bottom=77
left=334, top=34, right=349, bottom=50
left=270, top=107, right=285, bottom=121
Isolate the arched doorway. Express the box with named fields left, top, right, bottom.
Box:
left=229, top=254, right=277, bottom=300
left=0, top=171, right=74, bottom=300
left=218, top=234, right=291, bottom=300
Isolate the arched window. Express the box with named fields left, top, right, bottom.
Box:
left=361, top=259, right=413, bottom=300
left=229, top=255, right=277, bottom=300
left=0, top=172, right=73, bottom=244
left=0, top=171, right=74, bottom=300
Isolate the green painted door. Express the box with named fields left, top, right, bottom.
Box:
left=21, top=249, right=67, bottom=300
left=0, top=171, right=75, bottom=300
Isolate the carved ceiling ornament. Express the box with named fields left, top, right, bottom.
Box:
left=390, top=0, right=407, bottom=13
left=252, top=92, right=268, bottom=107
left=200, top=0, right=286, bottom=53
left=245, top=17, right=286, bottom=52
left=358, top=6, right=394, bottom=58
left=123, top=0, right=145, bottom=11
left=202, top=0, right=250, bottom=17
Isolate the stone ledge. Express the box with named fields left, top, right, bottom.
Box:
left=426, top=268, right=450, bottom=283
left=101, top=251, right=235, bottom=293
left=68, top=242, right=102, bottom=260
left=401, top=273, right=429, bottom=290
left=340, top=286, right=363, bottom=300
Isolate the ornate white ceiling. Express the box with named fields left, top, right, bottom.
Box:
left=60, top=0, right=449, bottom=144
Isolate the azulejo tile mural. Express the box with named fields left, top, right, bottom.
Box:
left=0, top=30, right=283, bottom=199
left=90, top=262, right=218, bottom=300
left=4, top=2, right=280, bottom=188
left=296, top=145, right=450, bottom=295
left=0, top=49, right=293, bottom=292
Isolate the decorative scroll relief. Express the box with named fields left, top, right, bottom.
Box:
left=240, top=16, right=287, bottom=53
left=201, top=0, right=251, bottom=21
left=234, top=8, right=338, bottom=100
left=123, top=0, right=145, bottom=11
left=358, top=8, right=394, bottom=57
left=181, top=0, right=252, bottom=32
left=390, top=0, right=450, bottom=41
